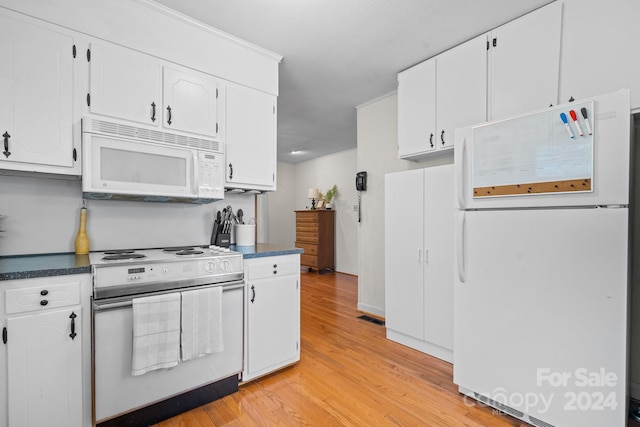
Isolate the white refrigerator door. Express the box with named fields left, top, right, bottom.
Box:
left=455, top=89, right=630, bottom=210
left=454, top=207, right=628, bottom=426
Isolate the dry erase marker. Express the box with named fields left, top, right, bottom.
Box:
left=560, top=112, right=575, bottom=139
left=569, top=110, right=583, bottom=136
left=581, top=107, right=593, bottom=135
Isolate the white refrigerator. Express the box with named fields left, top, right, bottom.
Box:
left=453, top=89, right=630, bottom=427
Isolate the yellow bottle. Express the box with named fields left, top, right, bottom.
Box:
left=74, top=207, right=90, bottom=255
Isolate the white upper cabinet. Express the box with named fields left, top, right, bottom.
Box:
left=89, top=42, right=161, bottom=127
left=398, top=34, right=486, bottom=161
left=436, top=34, right=487, bottom=148
left=560, top=0, right=640, bottom=110
left=88, top=41, right=222, bottom=140
left=163, top=66, right=220, bottom=138
left=398, top=58, right=436, bottom=159
left=488, top=2, right=562, bottom=120
left=225, top=83, right=277, bottom=191
left=0, top=12, right=79, bottom=175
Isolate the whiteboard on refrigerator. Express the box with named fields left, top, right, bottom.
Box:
left=471, top=101, right=594, bottom=198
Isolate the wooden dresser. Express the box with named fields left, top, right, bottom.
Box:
left=295, top=210, right=335, bottom=272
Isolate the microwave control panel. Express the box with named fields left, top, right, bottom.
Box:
left=198, top=151, right=224, bottom=199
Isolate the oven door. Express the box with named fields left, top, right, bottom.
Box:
left=92, top=282, right=243, bottom=423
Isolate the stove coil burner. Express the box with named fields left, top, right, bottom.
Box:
left=175, top=249, right=204, bottom=256
left=104, top=249, right=136, bottom=255
left=102, top=253, right=147, bottom=261
left=163, top=246, right=197, bottom=252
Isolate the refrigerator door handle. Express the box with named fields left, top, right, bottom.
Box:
left=456, top=136, right=467, bottom=209
left=457, top=212, right=466, bottom=283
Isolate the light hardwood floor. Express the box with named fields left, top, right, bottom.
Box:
left=155, top=271, right=529, bottom=426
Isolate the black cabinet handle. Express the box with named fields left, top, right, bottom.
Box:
left=429, top=133, right=434, bottom=148
left=2, top=327, right=6, bottom=344
left=250, top=285, right=255, bottom=303
left=151, top=102, right=156, bottom=122
left=3, top=131, right=10, bottom=158
left=40, top=290, right=48, bottom=296
left=440, top=129, right=445, bottom=146
left=228, top=163, right=233, bottom=180
left=40, top=300, right=48, bottom=306
left=69, top=312, right=77, bottom=340
left=166, top=105, right=172, bottom=125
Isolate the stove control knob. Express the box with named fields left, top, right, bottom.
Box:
left=220, top=259, right=230, bottom=271
left=204, top=261, right=216, bottom=272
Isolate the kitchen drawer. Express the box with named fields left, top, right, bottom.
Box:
left=295, top=242, right=318, bottom=255
left=5, top=281, right=80, bottom=314
left=300, top=254, right=318, bottom=267
left=296, top=231, right=318, bottom=243
left=245, top=255, right=300, bottom=281
left=296, top=211, right=318, bottom=222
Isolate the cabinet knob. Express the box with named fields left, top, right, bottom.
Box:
left=40, top=290, right=48, bottom=296
left=40, top=300, right=48, bottom=306
left=273, top=270, right=277, bottom=275
left=273, top=264, right=277, bottom=268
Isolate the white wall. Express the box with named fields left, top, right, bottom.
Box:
left=266, top=162, right=296, bottom=247
left=355, top=92, right=452, bottom=316
left=0, top=173, right=255, bottom=255
left=266, top=150, right=358, bottom=275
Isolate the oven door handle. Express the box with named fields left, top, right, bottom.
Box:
left=93, top=282, right=244, bottom=311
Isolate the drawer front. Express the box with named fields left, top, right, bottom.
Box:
left=295, top=242, right=318, bottom=255
left=245, top=254, right=300, bottom=281
left=296, top=231, right=318, bottom=243
left=300, top=254, right=318, bottom=268
left=296, top=211, right=318, bottom=222
left=296, top=223, right=318, bottom=233
left=6, top=281, right=80, bottom=314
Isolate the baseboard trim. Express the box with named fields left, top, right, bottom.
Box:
left=357, top=302, right=384, bottom=317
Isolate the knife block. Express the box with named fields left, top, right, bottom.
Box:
left=215, top=233, right=230, bottom=247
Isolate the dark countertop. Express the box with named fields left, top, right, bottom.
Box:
left=0, top=253, right=91, bottom=281
left=0, top=244, right=302, bottom=280
left=231, top=243, right=303, bottom=259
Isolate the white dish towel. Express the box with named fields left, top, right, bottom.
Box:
left=131, top=292, right=181, bottom=376
left=181, top=286, right=224, bottom=361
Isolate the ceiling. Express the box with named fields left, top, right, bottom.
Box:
left=153, top=0, right=552, bottom=163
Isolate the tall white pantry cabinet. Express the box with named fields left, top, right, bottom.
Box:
left=384, top=164, right=454, bottom=362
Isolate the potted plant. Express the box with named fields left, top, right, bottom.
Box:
left=323, top=185, right=338, bottom=209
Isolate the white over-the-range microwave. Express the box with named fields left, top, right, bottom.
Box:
left=81, top=118, right=224, bottom=203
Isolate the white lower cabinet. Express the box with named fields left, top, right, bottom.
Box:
left=0, top=274, right=90, bottom=427
left=243, top=254, right=300, bottom=382
left=384, top=164, right=454, bottom=363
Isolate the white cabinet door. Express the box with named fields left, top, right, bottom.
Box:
left=244, top=255, right=300, bottom=382
left=423, top=165, right=454, bottom=351
left=384, top=169, right=425, bottom=340
left=7, top=307, right=82, bottom=427
left=226, top=84, right=277, bottom=190
left=89, top=42, right=162, bottom=126
left=163, top=66, right=220, bottom=138
left=397, top=58, right=436, bottom=158
left=437, top=34, right=487, bottom=149
left=0, top=13, right=75, bottom=171
left=560, top=0, right=640, bottom=110
left=489, top=2, right=562, bottom=120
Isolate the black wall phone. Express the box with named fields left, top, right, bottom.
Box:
left=356, top=171, right=367, bottom=222
left=356, top=171, right=367, bottom=191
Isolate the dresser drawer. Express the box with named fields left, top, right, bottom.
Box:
left=300, top=254, right=318, bottom=268
left=245, top=255, right=300, bottom=281
left=295, top=242, right=318, bottom=255
left=296, top=223, right=318, bottom=233
left=296, top=211, right=319, bottom=222
left=6, top=281, right=80, bottom=314
left=296, top=231, right=318, bottom=243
